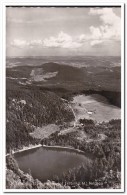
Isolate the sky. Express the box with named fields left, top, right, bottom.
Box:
left=6, top=7, right=121, bottom=56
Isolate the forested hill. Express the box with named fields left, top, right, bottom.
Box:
left=6, top=61, right=121, bottom=92
left=6, top=88, right=74, bottom=152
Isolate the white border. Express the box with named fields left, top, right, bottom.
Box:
left=0, top=0, right=125, bottom=193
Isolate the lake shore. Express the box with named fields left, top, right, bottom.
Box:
left=6, top=144, right=87, bottom=157
left=6, top=144, right=42, bottom=156
left=42, top=145, right=86, bottom=155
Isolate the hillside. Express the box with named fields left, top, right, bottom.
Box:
left=6, top=62, right=121, bottom=92
left=6, top=88, right=74, bottom=152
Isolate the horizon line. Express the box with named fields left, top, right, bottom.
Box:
left=6, top=55, right=121, bottom=57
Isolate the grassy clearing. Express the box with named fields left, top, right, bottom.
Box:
left=30, top=124, right=60, bottom=139
left=71, top=94, right=121, bottom=123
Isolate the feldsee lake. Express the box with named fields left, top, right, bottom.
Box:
left=14, top=146, right=91, bottom=182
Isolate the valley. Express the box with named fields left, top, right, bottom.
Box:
left=6, top=56, right=121, bottom=189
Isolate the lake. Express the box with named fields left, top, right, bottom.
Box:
left=14, top=146, right=91, bottom=182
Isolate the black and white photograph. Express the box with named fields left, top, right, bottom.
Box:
left=0, top=1, right=125, bottom=193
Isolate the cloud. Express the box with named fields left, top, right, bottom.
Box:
left=89, top=8, right=121, bottom=41
left=89, top=26, right=102, bottom=40
left=29, top=40, right=43, bottom=47
left=7, top=18, right=42, bottom=24
left=90, top=40, right=103, bottom=46
left=11, top=39, right=43, bottom=48
left=10, top=8, right=121, bottom=50
left=79, top=8, right=121, bottom=46
left=79, top=34, right=89, bottom=42
left=43, top=31, right=82, bottom=49
left=11, top=32, right=82, bottom=49
left=11, top=39, right=29, bottom=48
left=89, top=8, right=120, bottom=26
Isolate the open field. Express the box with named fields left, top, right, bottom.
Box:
left=71, top=94, right=121, bottom=123
left=30, top=124, right=60, bottom=139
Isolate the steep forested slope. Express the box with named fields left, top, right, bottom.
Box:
left=6, top=88, right=74, bottom=152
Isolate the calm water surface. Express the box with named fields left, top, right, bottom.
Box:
left=14, top=146, right=90, bottom=182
